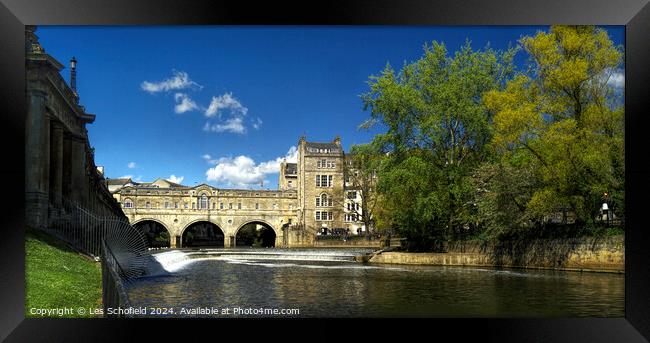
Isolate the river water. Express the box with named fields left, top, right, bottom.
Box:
left=126, top=248, right=624, bottom=318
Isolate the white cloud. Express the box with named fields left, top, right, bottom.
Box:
left=252, top=117, right=263, bottom=130
left=608, top=70, right=624, bottom=89
left=203, top=117, right=246, bottom=134
left=174, top=93, right=199, bottom=114
left=205, top=146, right=297, bottom=186
left=167, top=175, right=184, bottom=184
left=127, top=162, right=137, bottom=169
left=205, top=93, right=248, bottom=118
left=202, top=154, right=220, bottom=165
left=119, top=174, right=133, bottom=179
left=141, top=70, right=202, bottom=94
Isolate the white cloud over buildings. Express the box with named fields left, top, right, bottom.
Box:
left=203, top=117, right=246, bottom=134
left=141, top=70, right=202, bottom=93
left=204, top=146, right=297, bottom=186
left=204, top=92, right=248, bottom=118
left=167, top=175, right=184, bottom=184
left=174, top=93, right=199, bottom=113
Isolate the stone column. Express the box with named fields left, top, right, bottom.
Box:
left=50, top=122, right=64, bottom=209
left=69, top=135, right=89, bottom=206
left=62, top=135, right=72, bottom=199
left=224, top=235, right=234, bottom=248
left=25, top=88, right=50, bottom=229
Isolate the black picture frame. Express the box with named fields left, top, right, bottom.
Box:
left=1, top=0, right=649, bottom=341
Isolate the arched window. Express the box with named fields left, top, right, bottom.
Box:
left=123, top=199, right=133, bottom=208
left=199, top=194, right=208, bottom=209
left=317, top=193, right=332, bottom=207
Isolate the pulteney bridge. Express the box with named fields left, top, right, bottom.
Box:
left=112, top=180, right=303, bottom=248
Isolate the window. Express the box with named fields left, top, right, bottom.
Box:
left=212, top=202, right=216, bottom=209
left=229, top=203, right=233, bottom=209
left=316, top=175, right=333, bottom=187
left=220, top=202, right=224, bottom=209
left=199, top=194, right=208, bottom=209
left=255, top=203, right=259, bottom=210
left=238, top=203, right=242, bottom=210
left=315, top=211, right=333, bottom=221
left=348, top=191, right=357, bottom=199
left=165, top=201, right=169, bottom=209
left=273, top=203, right=278, bottom=210
left=317, top=193, right=332, bottom=207
left=145, top=202, right=151, bottom=208
left=174, top=202, right=178, bottom=209
left=123, top=199, right=133, bottom=208
left=356, top=203, right=360, bottom=211
left=192, top=202, right=195, bottom=209
left=184, top=203, right=188, bottom=209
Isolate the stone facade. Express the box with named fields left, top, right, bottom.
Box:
left=25, top=26, right=124, bottom=230
left=111, top=136, right=369, bottom=247
left=113, top=180, right=298, bottom=247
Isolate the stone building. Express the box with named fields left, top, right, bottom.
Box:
left=111, top=136, right=369, bottom=247
left=25, top=26, right=124, bottom=230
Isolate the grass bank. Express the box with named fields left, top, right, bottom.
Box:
left=25, top=229, right=102, bottom=318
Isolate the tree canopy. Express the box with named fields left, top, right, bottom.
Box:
left=359, top=26, right=624, bottom=249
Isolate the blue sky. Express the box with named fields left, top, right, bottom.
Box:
left=36, top=26, right=624, bottom=189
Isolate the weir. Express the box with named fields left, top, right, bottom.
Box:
left=143, top=248, right=377, bottom=276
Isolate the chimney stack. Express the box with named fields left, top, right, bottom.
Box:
left=70, top=57, right=78, bottom=99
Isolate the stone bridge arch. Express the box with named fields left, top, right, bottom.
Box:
left=180, top=219, right=226, bottom=248
left=234, top=219, right=282, bottom=247
left=132, top=218, right=173, bottom=248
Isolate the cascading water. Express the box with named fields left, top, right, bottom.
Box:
left=143, top=248, right=377, bottom=276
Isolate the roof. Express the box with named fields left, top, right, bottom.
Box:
left=305, top=142, right=339, bottom=150
left=284, top=163, right=297, bottom=174
left=105, top=178, right=132, bottom=186
left=167, top=181, right=184, bottom=187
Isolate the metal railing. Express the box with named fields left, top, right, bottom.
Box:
left=101, top=240, right=133, bottom=318
left=44, top=196, right=150, bottom=317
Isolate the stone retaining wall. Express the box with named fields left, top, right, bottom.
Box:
left=369, top=236, right=624, bottom=273
left=312, top=239, right=381, bottom=248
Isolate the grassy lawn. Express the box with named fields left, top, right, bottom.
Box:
left=25, top=229, right=102, bottom=318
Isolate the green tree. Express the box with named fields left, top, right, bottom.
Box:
left=484, top=25, right=624, bottom=232
left=343, top=143, right=383, bottom=238
left=361, top=41, right=516, bottom=250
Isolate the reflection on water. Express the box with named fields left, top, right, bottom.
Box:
left=127, top=248, right=624, bottom=318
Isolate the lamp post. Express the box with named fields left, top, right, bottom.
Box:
left=602, top=192, right=611, bottom=226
